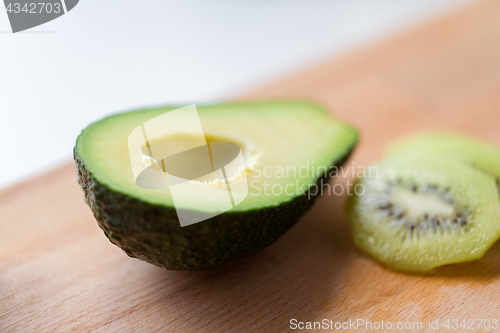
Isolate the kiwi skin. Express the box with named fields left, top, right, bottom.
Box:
left=346, top=154, right=500, bottom=273
left=386, top=131, right=500, bottom=182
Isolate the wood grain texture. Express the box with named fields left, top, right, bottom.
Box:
left=2, top=1, right=500, bottom=332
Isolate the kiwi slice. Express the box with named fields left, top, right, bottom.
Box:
left=346, top=154, right=500, bottom=272
left=386, top=131, right=500, bottom=182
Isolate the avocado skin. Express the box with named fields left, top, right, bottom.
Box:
left=75, top=149, right=354, bottom=270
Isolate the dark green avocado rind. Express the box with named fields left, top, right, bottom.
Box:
left=74, top=148, right=355, bottom=270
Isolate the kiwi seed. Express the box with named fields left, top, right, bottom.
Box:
left=373, top=181, right=471, bottom=241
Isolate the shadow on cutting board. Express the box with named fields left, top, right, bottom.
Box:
left=146, top=190, right=354, bottom=332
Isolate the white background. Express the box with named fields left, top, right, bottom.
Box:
left=0, top=0, right=476, bottom=189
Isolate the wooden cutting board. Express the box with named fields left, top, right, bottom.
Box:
left=2, top=1, right=500, bottom=332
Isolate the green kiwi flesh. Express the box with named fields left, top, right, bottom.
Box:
left=386, top=131, right=500, bottom=183
left=346, top=154, right=500, bottom=272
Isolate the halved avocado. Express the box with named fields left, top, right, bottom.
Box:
left=74, top=101, right=358, bottom=270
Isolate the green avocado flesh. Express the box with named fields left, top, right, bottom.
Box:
left=346, top=154, right=500, bottom=273
left=75, top=101, right=358, bottom=270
